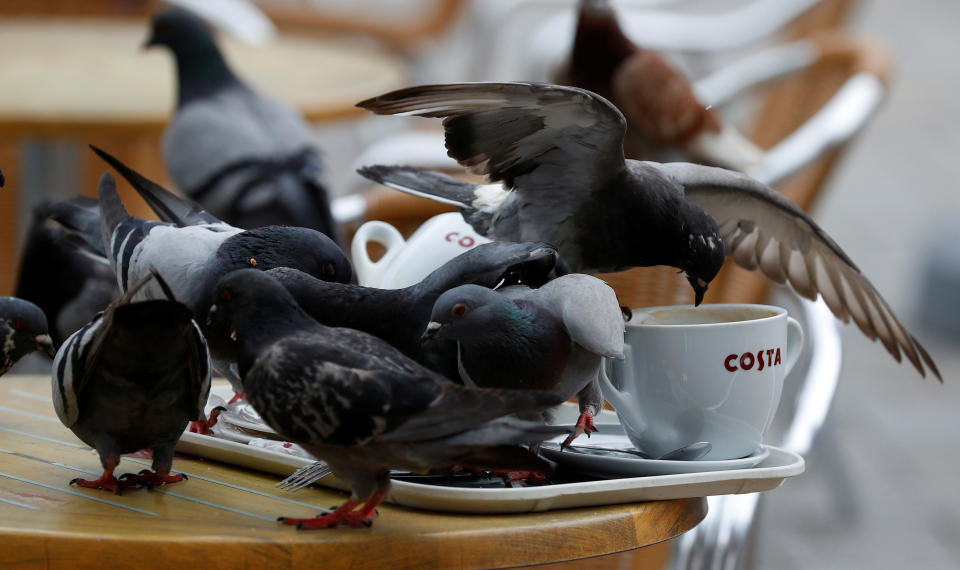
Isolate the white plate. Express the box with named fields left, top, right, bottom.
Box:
left=177, top=389, right=804, bottom=514
left=541, top=425, right=771, bottom=477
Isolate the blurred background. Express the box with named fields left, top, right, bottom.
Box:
left=1, top=0, right=957, bottom=567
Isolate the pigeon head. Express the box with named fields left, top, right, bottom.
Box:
left=207, top=269, right=316, bottom=355
left=421, top=285, right=514, bottom=345
left=219, top=226, right=354, bottom=284
left=145, top=8, right=217, bottom=54
left=145, top=8, right=238, bottom=106
left=681, top=209, right=725, bottom=306
left=0, top=297, right=55, bottom=370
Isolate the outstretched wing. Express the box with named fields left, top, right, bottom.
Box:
left=358, top=82, right=628, bottom=204
left=659, top=162, right=940, bottom=380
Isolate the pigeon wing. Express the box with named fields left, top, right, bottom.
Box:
left=51, top=314, right=108, bottom=427
left=358, top=82, right=629, bottom=226
left=540, top=274, right=625, bottom=359
left=661, top=162, right=941, bottom=380
left=92, top=146, right=225, bottom=227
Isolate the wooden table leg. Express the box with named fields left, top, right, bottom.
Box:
left=0, top=135, right=22, bottom=296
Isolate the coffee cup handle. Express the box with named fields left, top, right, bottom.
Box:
left=350, top=221, right=406, bottom=286
left=784, top=316, right=804, bottom=376
left=598, top=346, right=647, bottom=433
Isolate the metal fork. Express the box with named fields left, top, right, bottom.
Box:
left=275, top=461, right=332, bottom=492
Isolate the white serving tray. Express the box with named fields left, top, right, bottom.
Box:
left=176, top=391, right=804, bottom=514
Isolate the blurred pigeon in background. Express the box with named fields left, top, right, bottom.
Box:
left=145, top=7, right=340, bottom=243
left=358, top=81, right=940, bottom=380
left=15, top=197, right=119, bottom=346
left=92, top=148, right=352, bottom=395
left=267, top=240, right=562, bottom=378
left=51, top=274, right=211, bottom=494
left=0, top=297, right=55, bottom=376
left=206, top=269, right=569, bottom=528
left=422, top=273, right=625, bottom=445
left=556, top=0, right=763, bottom=170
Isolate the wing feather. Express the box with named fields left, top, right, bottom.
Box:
left=660, top=162, right=940, bottom=380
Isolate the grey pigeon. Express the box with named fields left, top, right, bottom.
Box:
left=15, top=196, right=119, bottom=346
left=146, top=8, right=340, bottom=243
left=555, top=0, right=762, bottom=170
left=357, top=82, right=940, bottom=380
left=422, top=273, right=625, bottom=445
left=52, top=273, right=211, bottom=494
left=92, top=149, right=352, bottom=395
left=0, top=297, right=55, bottom=375
left=206, top=269, right=569, bottom=529
left=267, top=240, right=563, bottom=379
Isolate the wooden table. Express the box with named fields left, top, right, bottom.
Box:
left=0, top=17, right=407, bottom=294
left=0, top=375, right=707, bottom=569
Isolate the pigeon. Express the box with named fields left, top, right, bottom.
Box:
left=15, top=196, right=119, bottom=346
left=51, top=273, right=211, bottom=494
left=357, top=81, right=941, bottom=380
left=206, top=269, right=570, bottom=529
left=555, top=0, right=763, bottom=170
left=421, top=273, right=625, bottom=445
left=91, top=147, right=353, bottom=395
left=0, top=297, right=55, bottom=376
left=146, top=7, right=340, bottom=243
left=266, top=240, right=563, bottom=379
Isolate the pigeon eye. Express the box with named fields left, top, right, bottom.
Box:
left=322, top=263, right=335, bottom=276
left=219, top=290, right=232, bottom=302
left=451, top=304, right=467, bottom=318
left=13, top=320, right=26, bottom=331
left=249, top=258, right=258, bottom=267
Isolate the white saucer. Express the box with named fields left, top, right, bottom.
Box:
left=541, top=424, right=771, bottom=477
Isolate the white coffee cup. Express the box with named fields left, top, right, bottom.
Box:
left=600, top=303, right=803, bottom=461
left=351, top=213, right=491, bottom=288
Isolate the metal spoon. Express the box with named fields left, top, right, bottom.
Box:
left=549, top=441, right=713, bottom=461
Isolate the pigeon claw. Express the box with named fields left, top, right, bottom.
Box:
left=189, top=406, right=227, bottom=434
left=562, top=409, right=598, bottom=448
left=71, top=472, right=132, bottom=495
left=120, top=469, right=188, bottom=489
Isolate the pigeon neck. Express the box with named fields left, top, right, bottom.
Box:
left=170, top=41, right=241, bottom=107
left=569, top=3, right=636, bottom=93
left=234, top=303, right=317, bottom=377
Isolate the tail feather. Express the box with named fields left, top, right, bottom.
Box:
left=357, top=165, right=477, bottom=208
left=90, top=145, right=222, bottom=227
left=97, top=172, right=131, bottom=260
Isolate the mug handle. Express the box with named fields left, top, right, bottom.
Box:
left=784, top=316, right=805, bottom=377
left=350, top=221, right=406, bottom=287
left=598, top=345, right=647, bottom=434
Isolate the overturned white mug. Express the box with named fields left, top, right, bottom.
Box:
left=600, top=303, right=803, bottom=461
left=351, top=213, right=490, bottom=289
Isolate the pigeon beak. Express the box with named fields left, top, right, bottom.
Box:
left=35, top=334, right=55, bottom=358
left=694, top=278, right=708, bottom=307
left=420, top=322, right=443, bottom=345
